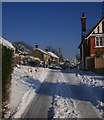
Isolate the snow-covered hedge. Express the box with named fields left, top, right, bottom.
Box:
left=0, top=37, right=15, bottom=50
left=0, top=37, right=15, bottom=117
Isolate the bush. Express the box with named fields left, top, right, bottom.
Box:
left=95, top=51, right=103, bottom=58
left=28, top=59, right=40, bottom=67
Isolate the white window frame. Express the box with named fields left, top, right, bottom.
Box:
left=95, top=36, right=104, bottom=47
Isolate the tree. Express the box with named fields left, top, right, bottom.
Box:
left=76, top=53, right=80, bottom=62
left=56, top=48, right=64, bottom=62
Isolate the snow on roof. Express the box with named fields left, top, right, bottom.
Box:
left=35, top=48, right=48, bottom=55
left=48, top=51, right=59, bottom=59
left=0, top=37, right=15, bottom=50
left=34, top=48, right=59, bottom=58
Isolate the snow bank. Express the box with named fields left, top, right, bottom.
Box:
left=52, top=69, right=104, bottom=118
left=69, top=69, right=104, bottom=117
left=64, top=68, right=104, bottom=88
left=50, top=72, right=79, bottom=118
left=13, top=89, right=35, bottom=118
left=53, top=95, right=79, bottom=118
left=5, top=65, right=49, bottom=118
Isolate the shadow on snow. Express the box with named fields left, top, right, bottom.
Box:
left=22, top=72, right=104, bottom=111
left=61, top=69, right=104, bottom=81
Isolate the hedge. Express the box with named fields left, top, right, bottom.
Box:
left=2, top=45, right=14, bottom=117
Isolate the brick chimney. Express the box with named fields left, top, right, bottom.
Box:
left=81, top=12, right=86, bottom=33
left=35, top=43, right=38, bottom=48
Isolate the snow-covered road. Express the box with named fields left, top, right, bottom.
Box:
left=24, top=70, right=60, bottom=118
left=56, top=71, right=103, bottom=118
left=23, top=69, right=104, bottom=118
left=5, top=65, right=104, bottom=118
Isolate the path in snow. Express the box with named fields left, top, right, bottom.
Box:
left=24, top=70, right=61, bottom=118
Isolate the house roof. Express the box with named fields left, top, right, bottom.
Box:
left=85, top=16, right=104, bottom=38
left=78, top=16, right=104, bottom=48
left=34, top=48, right=48, bottom=55
left=0, top=37, right=15, bottom=50
left=34, top=47, right=59, bottom=58
left=48, top=51, right=59, bottom=59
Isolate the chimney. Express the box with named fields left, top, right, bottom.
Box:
left=81, top=12, right=86, bottom=33
left=35, top=43, right=38, bottom=48
left=45, top=48, right=49, bottom=52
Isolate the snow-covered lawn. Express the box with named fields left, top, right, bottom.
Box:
left=5, top=65, right=49, bottom=118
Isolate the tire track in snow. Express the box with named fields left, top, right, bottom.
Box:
left=49, top=72, right=79, bottom=118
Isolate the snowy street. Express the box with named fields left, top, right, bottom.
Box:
left=5, top=65, right=104, bottom=119
left=23, top=68, right=104, bottom=118
left=24, top=70, right=59, bottom=118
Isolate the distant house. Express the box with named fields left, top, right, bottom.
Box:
left=78, top=13, right=104, bottom=74
left=30, top=43, right=49, bottom=65
left=45, top=48, right=59, bottom=65
left=30, top=43, right=59, bottom=66
left=48, top=51, right=59, bottom=65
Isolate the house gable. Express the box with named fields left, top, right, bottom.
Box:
left=48, top=51, right=59, bottom=59
left=86, top=16, right=104, bottom=39
left=78, top=16, right=104, bottom=48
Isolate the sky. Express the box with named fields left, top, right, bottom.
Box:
left=2, top=2, right=103, bottom=59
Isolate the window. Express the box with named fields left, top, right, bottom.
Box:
left=95, top=37, right=104, bottom=47
left=102, top=21, right=104, bottom=33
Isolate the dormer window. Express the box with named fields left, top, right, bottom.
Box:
left=95, top=36, right=104, bottom=47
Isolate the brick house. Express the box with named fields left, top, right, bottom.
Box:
left=78, top=13, right=104, bottom=74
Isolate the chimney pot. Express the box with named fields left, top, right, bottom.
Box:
left=45, top=48, right=49, bottom=52
left=35, top=43, right=38, bottom=48
left=81, top=12, right=86, bottom=32
left=82, top=12, right=85, bottom=17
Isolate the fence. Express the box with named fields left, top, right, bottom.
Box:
left=85, top=57, right=94, bottom=72
left=86, top=57, right=104, bottom=75
left=94, top=57, right=104, bottom=75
